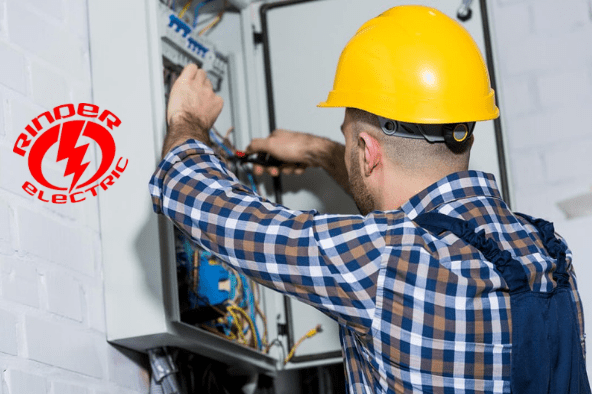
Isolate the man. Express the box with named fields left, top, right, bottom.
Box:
left=150, top=5, right=590, bottom=394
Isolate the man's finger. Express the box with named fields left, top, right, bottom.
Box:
left=205, top=76, right=213, bottom=91
left=253, top=165, right=264, bottom=176
left=282, top=167, right=295, bottom=175
left=181, top=63, right=199, bottom=80
left=196, top=68, right=208, bottom=84
left=245, top=138, right=270, bottom=154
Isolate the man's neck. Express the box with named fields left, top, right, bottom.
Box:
left=378, top=168, right=465, bottom=211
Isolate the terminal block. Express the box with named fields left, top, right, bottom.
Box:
left=158, top=2, right=226, bottom=91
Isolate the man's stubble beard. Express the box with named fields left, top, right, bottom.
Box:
left=348, top=149, right=376, bottom=216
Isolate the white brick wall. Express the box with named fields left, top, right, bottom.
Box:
left=489, top=0, right=592, bottom=371
left=0, top=1, right=148, bottom=393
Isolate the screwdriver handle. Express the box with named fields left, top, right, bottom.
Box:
left=234, top=151, right=284, bottom=167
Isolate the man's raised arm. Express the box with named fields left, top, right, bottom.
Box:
left=162, top=64, right=223, bottom=157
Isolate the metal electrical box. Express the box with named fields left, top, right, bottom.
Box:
left=89, top=0, right=508, bottom=375
left=89, top=0, right=279, bottom=375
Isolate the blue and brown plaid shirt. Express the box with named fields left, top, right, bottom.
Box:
left=150, top=140, right=585, bottom=394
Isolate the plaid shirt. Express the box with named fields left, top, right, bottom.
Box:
left=150, top=140, right=585, bottom=394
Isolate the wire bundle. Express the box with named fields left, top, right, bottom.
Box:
left=178, top=241, right=269, bottom=352
left=209, top=126, right=259, bottom=193
left=173, top=126, right=269, bottom=352
left=176, top=0, right=229, bottom=35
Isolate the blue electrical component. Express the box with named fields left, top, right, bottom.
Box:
left=159, top=2, right=227, bottom=92
left=177, top=237, right=229, bottom=308
left=187, top=37, right=209, bottom=57
left=196, top=250, right=229, bottom=307
left=168, top=14, right=191, bottom=37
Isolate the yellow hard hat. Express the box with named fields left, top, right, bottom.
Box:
left=318, top=5, right=499, bottom=124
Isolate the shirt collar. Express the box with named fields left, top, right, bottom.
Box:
left=399, top=170, right=503, bottom=220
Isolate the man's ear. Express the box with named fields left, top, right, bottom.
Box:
left=358, top=132, right=382, bottom=177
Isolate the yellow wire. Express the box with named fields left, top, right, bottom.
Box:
left=198, top=15, right=221, bottom=35
left=252, top=281, right=269, bottom=350
left=257, top=305, right=268, bottom=350
left=194, top=262, right=267, bottom=352
left=228, top=305, right=259, bottom=349
left=227, top=307, right=246, bottom=344
left=192, top=249, right=198, bottom=292
left=179, top=0, right=193, bottom=18
left=198, top=0, right=228, bottom=36
left=284, top=324, right=322, bottom=364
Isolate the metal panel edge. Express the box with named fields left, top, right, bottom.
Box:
left=480, top=0, right=513, bottom=208
left=88, top=0, right=169, bottom=342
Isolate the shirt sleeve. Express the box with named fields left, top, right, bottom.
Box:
left=149, top=140, right=389, bottom=333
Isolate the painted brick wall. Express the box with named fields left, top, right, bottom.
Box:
left=0, top=1, right=149, bottom=393
left=489, top=0, right=592, bottom=370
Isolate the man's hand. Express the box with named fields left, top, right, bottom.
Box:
left=246, top=129, right=323, bottom=176
left=246, top=130, right=351, bottom=194
left=162, top=64, right=224, bottom=157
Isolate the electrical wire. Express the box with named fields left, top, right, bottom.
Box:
left=193, top=0, right=216, bottom=29
left=192, top=247, right=199, bottom=292
left=227, top=306, right=247, bottom=344
left=266, top=339, right=287, bottom=364
left=284, top=324, right=323, bottom=364
left=209, top=129, right=234, bottom=157
left=176, top=125, right=270, bottom=354
left=228, top=305, right=259, bottom=349
left=178, top=0, right=193, bottom=18
left=198, top=0, right=229, bottom=36
left=253, top=282, right=268, bottom=350
left=242, top=279, right=261, bottom=347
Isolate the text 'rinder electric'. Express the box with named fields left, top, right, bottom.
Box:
left=12, top=103, right=128, bottom=204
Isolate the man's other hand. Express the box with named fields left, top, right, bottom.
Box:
left=246, top=130, right=329, bottom=177
left=162, top=64, right=224, bottom=157
left=167, top=64, right=223, bottom=128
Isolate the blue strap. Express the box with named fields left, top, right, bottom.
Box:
left=415, top=211, right=591, bottom=393
left=515, top=213, right=571, bottom=288
left=414, top=212, right=530, bottom=294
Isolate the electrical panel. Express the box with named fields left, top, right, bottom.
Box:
left=157, top=0, right=290, bottom=360
left=90, top=0, right=337, bottom=377
left=90, top=0, right=279, bottom=376
left=90, top=0, right=505, bottom=378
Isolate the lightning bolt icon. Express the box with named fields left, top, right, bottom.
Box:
left=56, top=120, right=91, bottom=193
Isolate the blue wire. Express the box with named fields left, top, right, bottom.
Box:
left=193, top=0, right=216, bottom=28
left=248, top=283, right=262, bottom=349
left=209, top=129, right=234, bottom=157
left=229, top=271, right=237, bottom=300
left=245, top=171, right=259, bottom=194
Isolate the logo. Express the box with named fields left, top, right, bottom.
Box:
left=12, top=103, right=128, bottom=204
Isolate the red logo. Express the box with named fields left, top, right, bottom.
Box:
left=12, top=103, right=128, bottom=204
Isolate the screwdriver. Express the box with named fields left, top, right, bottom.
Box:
left=231, top=151, right=284, bottom=167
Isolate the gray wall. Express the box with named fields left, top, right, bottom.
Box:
left=489, top=0, right=592, bottom=370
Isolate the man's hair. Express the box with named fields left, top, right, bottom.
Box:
left=348, top=108, right=472, bottom=173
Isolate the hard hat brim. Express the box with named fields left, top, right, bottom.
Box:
left=318, top=89, right=500, bottom=124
